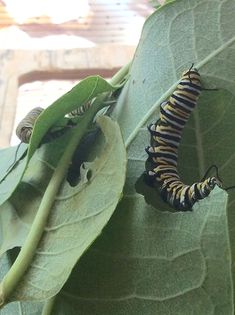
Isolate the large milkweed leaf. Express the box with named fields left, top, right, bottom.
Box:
left=0, top=75, right=121, bottom=207
left=0, top=130, right=74, bottom=259
left=52, top=0, right=235, bottom=314
left=53, top=189, right=232, bottom=315
left=0, top=115, right=126, bottom=305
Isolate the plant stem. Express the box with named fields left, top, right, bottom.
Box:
left=0, top=108, right=93, bottom=306
left=110, top=61, right=131, bottom=86
left=41, top=296, right=56, bottom=315
left=0, top=62, right=130, bottom=307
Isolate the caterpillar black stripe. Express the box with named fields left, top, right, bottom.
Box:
left=67, top=100, right=93, bottom=118
left=145, top=66, right=221, bottom=211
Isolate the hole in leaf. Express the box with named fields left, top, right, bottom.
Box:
left=86, top=169, right=92, bottom=181
left=8, top=247, right=21, bottom=264
left=67, top=127, right=100, bottom=187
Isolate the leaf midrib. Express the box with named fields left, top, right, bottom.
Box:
left=193, top=107, right=205, bottom=178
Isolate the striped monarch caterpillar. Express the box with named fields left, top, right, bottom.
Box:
left=15, top=100, right=96, bottom=144
left=11, top=92, right=117, bottom=174
left=145, top=65, right=222, bottom=211
left=15, top=100, right=95, bottom=143
left=16, top=94, right=116, bottom=144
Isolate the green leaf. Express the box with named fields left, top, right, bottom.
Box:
left=51, top=0, right=235, bottom=313
left=27, top=77, right=116, bottom=160
left=0, top=131, right=74, bottom=258
left=0, top=202, right=29, bottom=257
left=0, top=145, right=28, bottom=206
left=0, top=298, right=43, bottom=315
left=0, top=115, right=126, bottom=304
left=0, top=145, right=27, bottom=183
left=0, top=76, right=118, bottom=207
left=52, top=189, right=232, bottom=315
left=0, top=253, right=43, bottom=315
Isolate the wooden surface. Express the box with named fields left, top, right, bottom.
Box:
left=0, top=0, right=155, bottom=147
left=0, top=0, right=154, bottom=43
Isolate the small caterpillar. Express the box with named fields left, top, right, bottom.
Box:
left=15, top=107, right=72, bottom=144
left=15, top=95, right=116, bottom=143
left=67, top=100, right=93, bottom=118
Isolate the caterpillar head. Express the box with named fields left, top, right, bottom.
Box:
left=208, top=176, right=222, bottom=189
left=182, top=67, right=200, bottom=84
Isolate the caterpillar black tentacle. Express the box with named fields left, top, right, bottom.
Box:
left=224, top=185, right=235, bottom=191
left=145, top=66, right=221, bottom=211
left=200, top=164, right=222, bottom=183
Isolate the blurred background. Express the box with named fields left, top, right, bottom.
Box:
left=0, top=0, right=164, bottom=147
